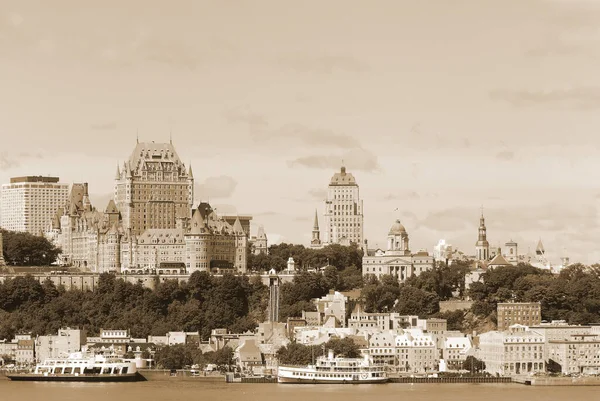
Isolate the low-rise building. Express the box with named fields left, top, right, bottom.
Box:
left=547, top=333, right=600, bottom=375
left=478, top=325, right=545, bottom=376
left=497, top=302, right=542, bottom=331
left=35, top=328, right=87, bottom=363
left=443, top=336, right=473, bottom=370
left=395, top=329, right=438, bottom=373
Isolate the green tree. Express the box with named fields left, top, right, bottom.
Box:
left=462, top=355, right=486, bottom=373
left=1, top=229, right=61, bottom=266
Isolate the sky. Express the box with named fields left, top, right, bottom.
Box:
left=1, top=0, right=600, bottom=264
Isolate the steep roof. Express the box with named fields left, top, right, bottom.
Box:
left=488, top=253, right=513, bottom=267
left=105, top=199, right=119, bottom=214
left=536, top=239, right=545, bottom=255
left=231, top=217, right=244, bottom=235
left=313, top=209, right=319, bottom=230
left=257, top=225, right=267, bottom=240
left=188, top=209, right=207, bottom=234
left=329, top=166, right=357, bottom=186
left=126, top=141, right=187, bottom=177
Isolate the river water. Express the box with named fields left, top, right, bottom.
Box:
left=0, top=381, right=597, bottom=400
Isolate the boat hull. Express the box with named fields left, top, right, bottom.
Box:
left=278, top=376, right=388, bottom=384
left=6, top=373, right=145, bottom=382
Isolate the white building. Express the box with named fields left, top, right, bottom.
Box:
left=477, top=325, right=545, bottom=376
left=314, top=291, right=348, bottom=327
left=1, top=176, right=68, bottom=235
left=322, top=166, right=364, bottom=249
left=433, top=239, right=453, bottom=261
left=35, top=328, right=87, bottom=363
left=395, top=329, right=438, bottom=373
left=443, top=335, right=473, bottom=369
left=362, top=220, right=434, bottom=283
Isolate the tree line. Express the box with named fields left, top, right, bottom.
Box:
left=468, top=263, right=600, bottom=325
left=0, top=229, right=61, bottom=266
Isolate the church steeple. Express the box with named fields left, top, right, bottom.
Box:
left=311, top=209, right=321, bottom=248
left=475, top=207, right=490, bottom=261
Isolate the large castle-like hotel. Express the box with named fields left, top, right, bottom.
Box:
left=47, top=140, right=266, bottom=274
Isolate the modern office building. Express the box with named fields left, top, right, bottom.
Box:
left=0, top=176, right=69, bottom=235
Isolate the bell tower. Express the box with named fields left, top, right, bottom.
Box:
left=475, top=207, right=490, bottom=261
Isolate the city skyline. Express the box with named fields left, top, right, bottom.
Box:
left=1, top=0, right=600, bottom=263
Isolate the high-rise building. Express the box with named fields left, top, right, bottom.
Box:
left=1, top=176, right=69, bottom=235
left=475, top=210, right=490, bottom=261
left=115, top=140, right=193, bottom=236
left=323, top=165, right=364, bottom=248
left=0, top=231, right=5, bottom=266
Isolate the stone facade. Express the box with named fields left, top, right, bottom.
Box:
left=115, top=141, right=193, bottom=236
left=362, top=220, right=434, bottom=283
left=497, top=302, right=542, bottom=331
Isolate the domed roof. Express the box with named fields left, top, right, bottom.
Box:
left=388, top=219, right=406, bottom=235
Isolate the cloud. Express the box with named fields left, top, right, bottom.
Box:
left=381, top=191, right=421, bottom=201
left=8, top=12, right=24, bottom=27
left=496, top=150, right=515, bottom=161
left=254, top=211, right=279, bottom=217
left=490, top=87, right=600, bottom=110
left=0, top=153, right=19, bottom=171
left=288, top=148, right=380, bottom=172
left=90, top=122, right=117, bottom=131
left=195, top=175, right=237, bottom=199
left=224, top=107, right=360, bottom=149
left=278, top=54, right=369, bottom=74
left=0, top=151, right=44, bottom=171
left=308, top=188, right=327, bottom=200
left=211, top=203, right=238, bottom=215
left=294, top=216, right=311, bottom=223
left=416, top=203, right=598, bottom=233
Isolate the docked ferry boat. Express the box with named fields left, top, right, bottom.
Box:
left=6, top=352, right=144, bottom=382
left=277, top=350, right=388, bottom=384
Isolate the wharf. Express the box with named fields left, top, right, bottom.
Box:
left=138, top=369, right=225, bottom=382
left=389, top=376, right=511, bottom=384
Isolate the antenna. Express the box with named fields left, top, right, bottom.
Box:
left=136, top=129, right=139, bottom=144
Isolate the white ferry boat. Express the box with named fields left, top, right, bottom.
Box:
left=6, top=352, right=144, bottom=382
left=277, top=350, right=388, bottom=384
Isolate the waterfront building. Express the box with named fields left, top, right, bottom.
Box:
left=395, top=329, right=438, bottom=373
left=478, top=325, right=546, bottom=376
left=362, top=220, right=434, bottom=283
left=475, top=210, right=490, bottom=262
left=1, top=176, right=69, bottom=235
left=15, top=338, right=35, bottom=366
left=443, top=336, right=473, bottom=370
left=322, top=165, right=364, bottom=249
left=115, top=140, right=194, bottom=236
left=369, top=331, right=397, bottom=366
left=497, top=302, right=542, bottom=332
left=35, top=328, right=87, bottom=363
left=547, top=333, right=600, bottom=375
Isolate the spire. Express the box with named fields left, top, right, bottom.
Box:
left=536, top=238, right=545, bottom=255
left=313, top=209, right=319, bottom=230
left=136, top=130, right=139, bottom=144
left=232, top=217, right=244, bottom=235
left=170, top=130, right=172, bottom=145
left=189, top=209, right=206, bottom=235
left=115, top=163, right=121, bottom=180
left=188, top=164, right=193, bottom=179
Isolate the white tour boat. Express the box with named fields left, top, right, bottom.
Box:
left=277, top=349, right=388, bottom=384
left=6, top=352, right=144, bottom=382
